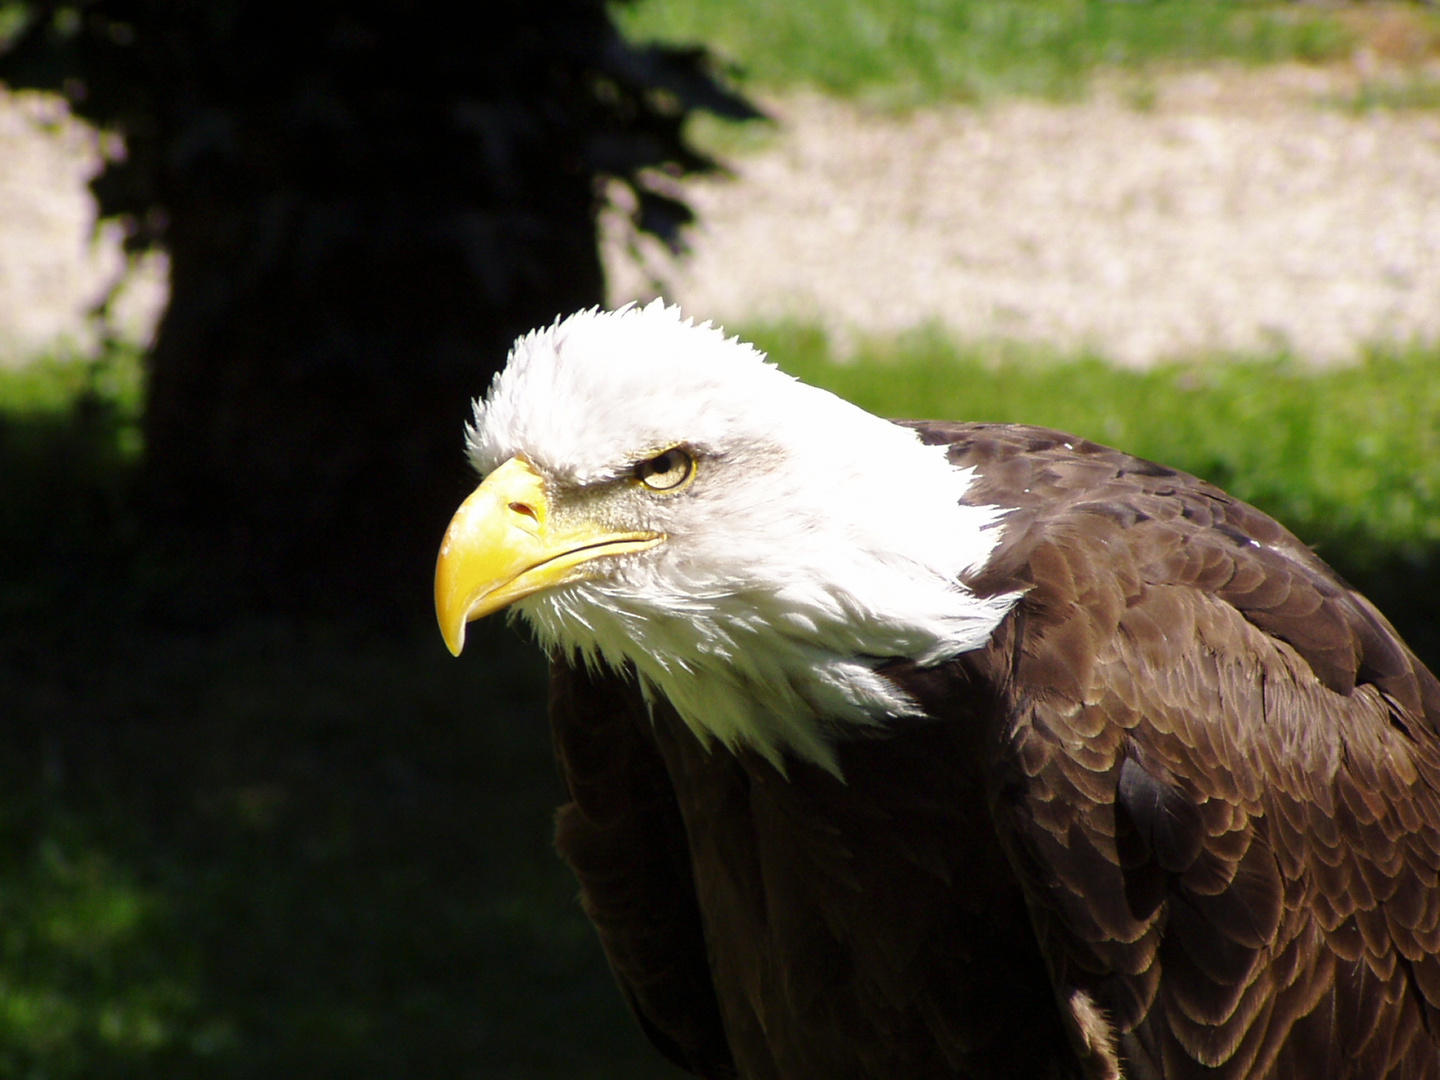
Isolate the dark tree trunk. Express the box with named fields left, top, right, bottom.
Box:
left=1, top=0, right=754, bottom=623
left=136, top=80, right=606, bottom=619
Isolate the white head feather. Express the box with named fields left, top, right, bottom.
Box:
left=469, top=300, right=1019, bottom=773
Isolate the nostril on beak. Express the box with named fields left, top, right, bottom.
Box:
left=509, top=501, right=539, bottom=522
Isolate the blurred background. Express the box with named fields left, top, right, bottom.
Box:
left=1, top=1, right=1438, bottom=1076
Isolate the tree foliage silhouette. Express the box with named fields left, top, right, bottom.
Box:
left=0, top=0, right=755, bottom=621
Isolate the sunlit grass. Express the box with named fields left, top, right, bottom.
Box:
left=1336, top=74, right=1440, bottom=112
left=614, top=0, right=1358, bottom=106
left=0, top=345, right=145, bottom=452
left=0, top=349, right=135, bottom=410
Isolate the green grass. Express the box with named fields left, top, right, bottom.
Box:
left=1337, top=73, right=1440, bottom=113
left=0, top=346, right=145, bottom=426
left=614, top=0, right=1357, bottom=105
left=5, top=334, right=1440, bottom=1077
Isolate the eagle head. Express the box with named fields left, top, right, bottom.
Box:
left=435, top=301, right=1017, bottom=770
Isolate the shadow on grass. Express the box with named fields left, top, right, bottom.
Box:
left=0, top=404, right=680, bottom=1079
left=5, top=373, right=1440, bottom=1080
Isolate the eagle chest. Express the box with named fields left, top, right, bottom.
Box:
left=633, top=692, right=1080, bottom=1080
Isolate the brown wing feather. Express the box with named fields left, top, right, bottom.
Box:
left=554, top=654, right=1089, bottom=1080
left=550, top=662, right=737, bottom=1079
left=546, top=419, right=1440, bottom=1079
left=911, top=421, right=1440, bottom=1079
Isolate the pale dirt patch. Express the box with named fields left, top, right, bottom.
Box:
left=1, top=62, right=1439, bottom=369
left=0, top=87, right=167, bottom=367
left=604, top=64, right=1440, bottom=365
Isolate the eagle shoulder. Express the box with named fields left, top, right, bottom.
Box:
left=907, top=421, right=1440, bottom=1079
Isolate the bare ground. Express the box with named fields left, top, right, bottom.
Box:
left=2, top=60, right=1439, bottom=368
left=604, top=64, right=1440, bottom=365
left=0, top=88, right=167, bottom=365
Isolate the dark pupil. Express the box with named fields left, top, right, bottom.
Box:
left=642, top=450, right=686, bottom=486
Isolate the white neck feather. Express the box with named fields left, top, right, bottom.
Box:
left=477, top=302, right=1022, bottom=774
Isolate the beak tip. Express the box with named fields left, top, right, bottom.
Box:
left=439, top=616, right=467, bottom=657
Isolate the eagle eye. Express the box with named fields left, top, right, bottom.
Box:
left=635, top=448, right=694, bottom=492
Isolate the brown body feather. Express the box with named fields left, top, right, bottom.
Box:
left=550, top=423, right=1440, bottom=1079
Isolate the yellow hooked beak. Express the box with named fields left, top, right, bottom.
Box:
left=435, top=456, right=664, bottom=655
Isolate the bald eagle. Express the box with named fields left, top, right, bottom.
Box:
left=435, top=301, right=1440, bottom=1080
